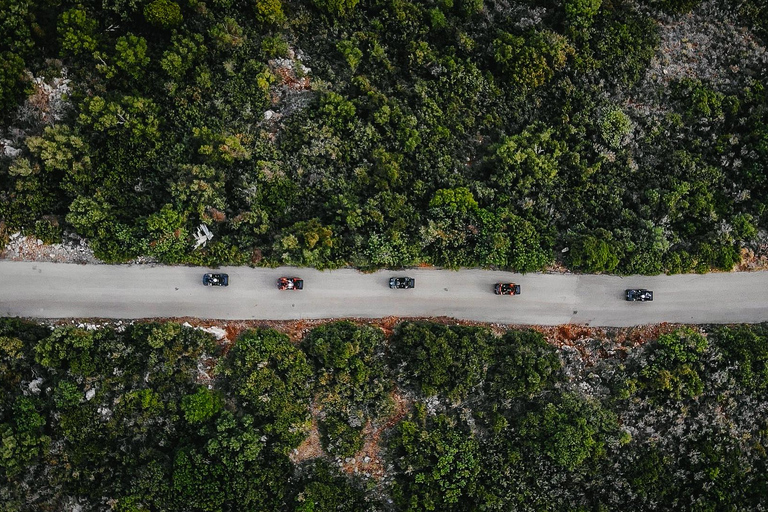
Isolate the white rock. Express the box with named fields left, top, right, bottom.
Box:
left=2, top=144, right=21, bottom=158
left=198, top=326, right=227, bottom=340
left=28, top=377, right=44, bottom=394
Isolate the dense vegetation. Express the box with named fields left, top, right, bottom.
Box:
left=2, top=317, right=768, bottom=510
left=1, top=0, right=767, bottom=272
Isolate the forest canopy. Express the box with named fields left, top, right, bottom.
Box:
left=1, top=318, right=767, bottom=511
left=0, top=0, right=767, bottom=273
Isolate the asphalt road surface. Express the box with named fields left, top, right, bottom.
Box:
left=0, top=261, right=766, bottom=326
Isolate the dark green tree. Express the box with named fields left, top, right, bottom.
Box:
left=218, top=329, right=312, bottom=449
left=390, top=411, right=481, bottom=511
left=390, top=322, right=494, bottom=402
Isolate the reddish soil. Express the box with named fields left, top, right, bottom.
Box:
left=290, top=413, right=323, bottom=465
left=47, top=316, right=685, bottom=353
left=339, top=389, right=412, bottom=479
left=611, top=323, right=683, bottom=348
left=272, top=66, right=310, bottom=91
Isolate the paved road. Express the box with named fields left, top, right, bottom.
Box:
left=0, top=261, right=765, bottom=326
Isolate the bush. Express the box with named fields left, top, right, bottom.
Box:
left=519, top=393, right=617, bottom=471
left=0, top=52, right=28, bottom=116
left=312, top=0, right=359, bottom=16
left=144, top=0, right=182, bottom=28
left=287, top=460, right=373, bottom=511
left=629, top=327, right=709, bottom=400
left=389, top=322, right=494, bottom=401
left=181, top=387, right=223, bottom=424
left=486, top=330, right=562, bottom=400
left=301, top=321, right=390, bottom=457
left=567, top=231, right=621, bottom=273
left=218, top=328, right=313, bottom=448
left=33, top=219, right=62, bottom=244
left=712, top=324, right=768, bottom=391
left=389, top=412, right=481, bottom=511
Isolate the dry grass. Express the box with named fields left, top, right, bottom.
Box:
left=736, top=247, right=768, bottom=272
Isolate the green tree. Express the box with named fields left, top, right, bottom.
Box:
left=627, top=327, right=709, bottom=400
left=390, top=322, right=494, bottom=402
left=193, top=126, right=250, bottom=164
left=594, top=9, right=659, bottom=87
left=0, top=0, right=35, bottom=57
left=181, top=387, right=223, bottom=424
left=519, top=393, right=617, bottom=471
left=288, top=460, right=372, bottom=511
left=169, top=164, right=227, bottom=223
left=112, top=34, right=150, bottom=80
left=34, top=327, right=97, bottom=376
left=25, top=125, right=93, bottom=197
left=565, top=0, right=602, bottom=32
left=390, top=412, right=481, bottom=511
left=475, top=209, right=551, bottom=271
left=599, top=106, right=632, bottom=148
left=337, top=39, right=363, bottom=72
left=364, top=232, right=417, bottom=268
left=0, top=397, right=50, bottom=478
left=78, top=95, right=160, bottom=143
left=421, top=187, right=480, bottom=267
left=712, top=325, right=768, bottom=391
left=171, top=411, right=289, bottom=510
left=319, top=91, right=357, bottom=132
left=254, top=0, right=286, bottom=25
left=493, top=30, right=573, bottom=92
left=65, top=195, right=111, bottom=240
left=312, top=0, right=360, bottom=16
left=490, top=124, right=566, bottom=196
left=301, top=322, right=389, bottom=457
left=486, top=330, right=562, bottom=400
left=160, top=34, right=205, bottom=81
left=0, top=335, right=25, bottom=391
left=273, top=219, right=338, bottom=268
left=58, top=8, right=98, bottom=58
left=0, top=51, right=27, bottom=116
left=567, top=230, right=621, bottom=273
left=143, top=0, right=182, bottom=28
left=218, top=329, right=313, bottom=449
left=209, top=17, right=246, bottom=49
left=145, top=204, right=189, bottom=263
left=429, top=187, right=478, bottom=216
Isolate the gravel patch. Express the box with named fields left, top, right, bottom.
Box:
left=0, top=232, right=102, bottom=264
